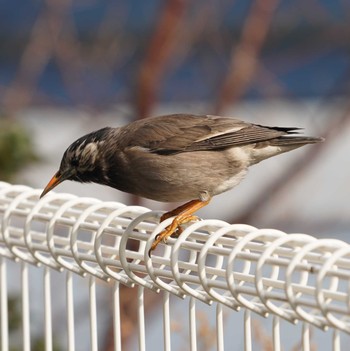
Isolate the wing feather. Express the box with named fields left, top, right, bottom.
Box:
left=118, top=114, right=301, bottom=154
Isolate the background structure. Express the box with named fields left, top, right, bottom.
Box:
left=0, top=1, right=349, bottom=350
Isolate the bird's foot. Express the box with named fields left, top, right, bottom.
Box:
left=148, top=198, right=210, bottom=257
left=149, top=215, right=199, bottom=256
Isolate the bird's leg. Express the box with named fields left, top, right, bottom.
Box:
left=149, top=199, right=210, bottom=256
left=160, top=200, right=202, bottom=222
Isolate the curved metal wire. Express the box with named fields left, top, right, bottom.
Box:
left=1, top=181, right=350, bottom=334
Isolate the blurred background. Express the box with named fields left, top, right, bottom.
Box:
left=1, top=0, right=350, bottom=350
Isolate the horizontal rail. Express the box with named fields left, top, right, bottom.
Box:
left=0, top=182, right=350, bottom=334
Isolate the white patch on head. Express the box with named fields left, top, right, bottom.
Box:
left=83, top=142, right=98, bottom=155
left=78, top=142, right=99, bottom=170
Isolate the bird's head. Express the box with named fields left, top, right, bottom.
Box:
left=40, top=127, right=111, bottom=198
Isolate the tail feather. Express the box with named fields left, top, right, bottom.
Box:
left=251, top=135, right=324, bottom=165
left=256, top=125, right=304, bottom=135
left=270, top=136, right=324, bottom=146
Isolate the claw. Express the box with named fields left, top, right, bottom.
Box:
left=171, top=226, right=183, bottom=238
left=148, top=198, right=211, bottom=257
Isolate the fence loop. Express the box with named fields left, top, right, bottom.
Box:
left=316, top=245, right=350, bottom=333
left=119, top=210, right=161, bottom=292
left=254, top=233, right=315, bottom=324
left=197, top=224, right=254, bottom=310
left=70, top=202, right=123, bottom=281
left=94, top=205, right=147, bottom=287
left=24, top=191, right=75, bottom=270
left=170, top=220, right=229, bottom=305
left=46, top=197, right=99, bottom=276
left=2, top=188, right=41, bottom=265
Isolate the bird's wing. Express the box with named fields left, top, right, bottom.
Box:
left=186, top=123, right=301, bottom=151
left=120, top=114, right=300, bottom=154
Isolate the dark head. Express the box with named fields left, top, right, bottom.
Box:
left=40, top=127, right=112, bottom=198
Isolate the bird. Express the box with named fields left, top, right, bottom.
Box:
left=40, top=114, right=323, bottom=255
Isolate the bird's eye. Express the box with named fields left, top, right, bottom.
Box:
left=71, top=157, right=79, bottom=167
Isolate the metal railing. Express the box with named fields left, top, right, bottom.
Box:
left=0, top=181, right=349, bottom=350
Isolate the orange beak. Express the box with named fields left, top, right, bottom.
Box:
left=40, top=171, right=65, bottom=198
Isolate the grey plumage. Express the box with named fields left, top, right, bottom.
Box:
left=41, top=114, right=323, bottom=203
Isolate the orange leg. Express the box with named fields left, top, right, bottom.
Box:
left=149, top=199, right=210, bottom=256
left=160, top=200, right=203, bottom=222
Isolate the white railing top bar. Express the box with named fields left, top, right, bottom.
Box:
left=1, top=181, right=350, bottom=334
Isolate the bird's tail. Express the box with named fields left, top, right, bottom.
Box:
left=250, top=134, right=323, bottom=165
left=270, top=135, right=324, bottom=147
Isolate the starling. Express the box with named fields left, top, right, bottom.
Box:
left=41, top=114, right=323, bottom=255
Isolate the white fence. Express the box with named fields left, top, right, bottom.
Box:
left=0, top=182, right=349, bottom=350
